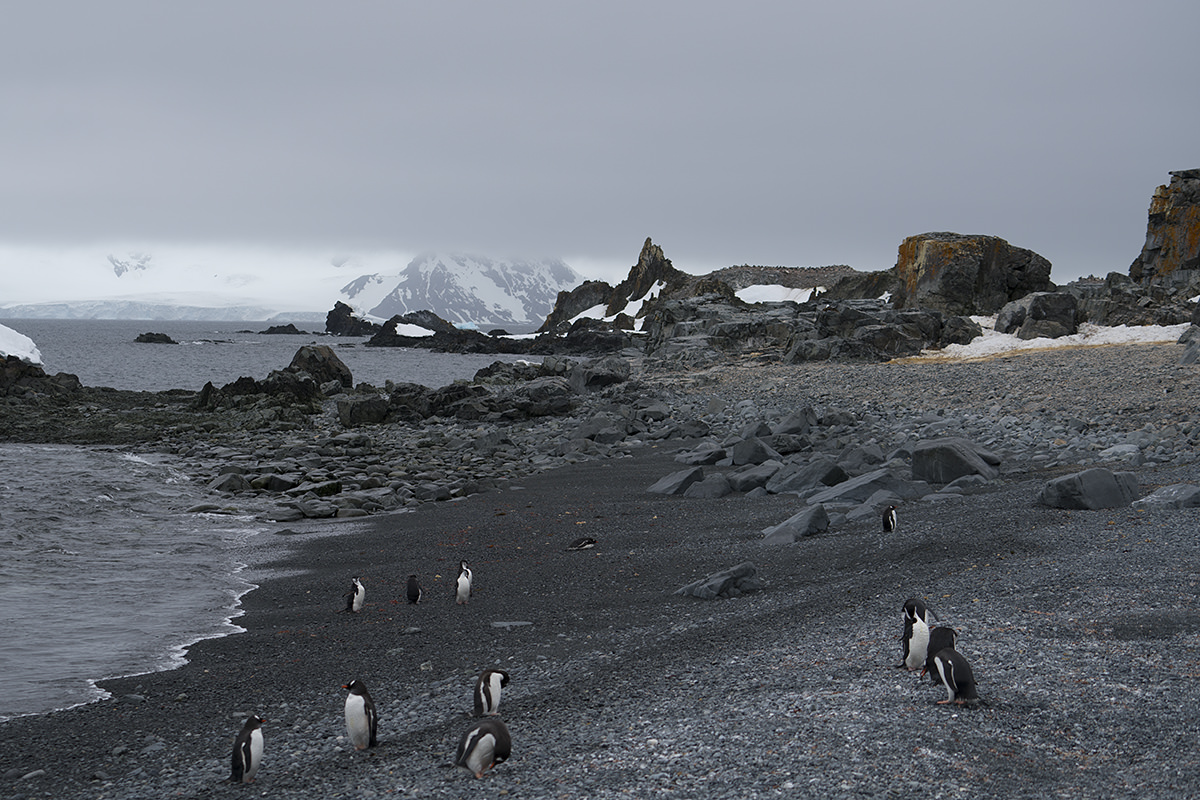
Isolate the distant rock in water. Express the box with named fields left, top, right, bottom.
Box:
left=258, top=324, right=308, bottom=335
left=135, top=332, right=177, bottom=344
left=326, top=301, right=381, bottom=336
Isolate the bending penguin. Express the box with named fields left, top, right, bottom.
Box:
left=473, top=669, right=511, bottom=717
left=344, top=577, right=365, bottom=613
left=230, top=714, right=265, bottom=784
left=456, top=560, right=473, bottom=605
left=897, top=597, right=938, bottom=671
left=922, top=626, right=959, bottom=683
left=929, top=647, right=980, bottom=706
left=455, top=717, right=511, bottom=779
left=342, top=679, right=378, bottom=750
left=406, top=574, right=422, bottom=605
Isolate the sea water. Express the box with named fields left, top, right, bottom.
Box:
left=0, top=319, right=535, bottom=719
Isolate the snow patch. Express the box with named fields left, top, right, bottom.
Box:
left=916, top=318, right=1190, bottom=361
left=0, top=323, right=43, bottom=364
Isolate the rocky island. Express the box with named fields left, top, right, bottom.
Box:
left=2, top=170, right=1200, bottom=798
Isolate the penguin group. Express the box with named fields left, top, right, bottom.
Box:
left=896, top=596, right=980, bottom=706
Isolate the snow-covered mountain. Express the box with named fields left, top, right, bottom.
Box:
left=345, top=253, right=583, bottom=329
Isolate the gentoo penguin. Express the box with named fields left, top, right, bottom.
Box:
left=230, top=714, right=265, bottom=784
left=456, top=560, right=472, bottom=605
left=344, top=577, right=365, bottom=613
left=566, top=536, right=598, bottom=551
left=342, top=679, right=378, bottom=750
left=897, top=597, right=937, bottom=671
left=473, top=669, right=511, bottom=717
left=930, top=647, right=980, bottom=705
left=406, top=574, right=422, bottom=605
left=882, top=505, right=898, bottom=533
left=454, top=717, right=511, bottom=779
left=922, top=626, right=959, bottom=683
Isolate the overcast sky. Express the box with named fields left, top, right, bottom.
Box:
left=2, top=1, right=1197, bottom=291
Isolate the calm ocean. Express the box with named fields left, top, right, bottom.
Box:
left=0, top=318, right=534, bottom=720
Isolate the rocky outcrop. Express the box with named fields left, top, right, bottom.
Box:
left=892, top=232, right=1054, bottom=315
left=326, top=301, right=381, bottom=336
left=1037, top=467, right=1139, bottom=510
left=135, top=332, right=177, bottom=344
left=994, top=292, right=1079, bottom=340
left=288, top=345, right=353, bottom=388
left=1066, top=273, right=1196, bottom=327
left=0, top=355, right=83, bottom=397
left=258, top=324, right=308, bottom=335
left=674, top=562, right=764, bottom=599
left=1129, top=169, right=1200, bottom=288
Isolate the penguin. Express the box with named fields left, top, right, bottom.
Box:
left=406, top=574, right=422, bottom=605
left=896, top=597, right=937, bottom=671
left=454, top=717, right=511, bottom=779
left=344, top=577, right=365, bottom=613
left=342, top=679, right=378, bottom=750
left=930, top=647, right=980, bottom=705
left=230, top=714, right=265, bottom=784
left=473, top=669, right=511, bottom=717
left=566, top=536, right=598, bottom=551
left=456, top=560, right=472, bottom=605
left=882, top=505, right=898, bottom=533
left=921, top=626, right=959, bottom=683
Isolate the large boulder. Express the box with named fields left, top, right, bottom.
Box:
left=288, top=345, right=353, bottom=388
left=892, top=232, right=1055, bottom=316
left=995, top=292, right=1078, bottom=340
left=912, top=438, right=1001, bottom=483
left=1129, top=169, right=1200, bottom=289
left=325, top=300, right=381, bottom=336
left=1037, top=468, right=1139, bottom=509
left=674, top=562, right=765, bottom=599
left=761, top=505, right=830, bottom=544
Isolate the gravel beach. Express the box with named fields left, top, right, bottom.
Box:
left=3, top=343, right=1200, bottom=799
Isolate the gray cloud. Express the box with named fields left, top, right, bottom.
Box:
left=1, top=1, right=1196, bottom=284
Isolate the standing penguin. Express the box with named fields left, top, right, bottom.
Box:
left=342, top=679, right=378, bottom=750
left=454, top=717, right=511, bottom=779
left=344, top=577, right=365, bottom=613
left=473, top=669, right=511, bottom=717
left=230, top=714, right=265, bottom=784
left=921, top=627, right=959, bottom=683
left=882, top=505, right=898, bottom=533
left=406, top=574, right=422, bottom=605
left=455, top=560, right=472, bottom=605
left=930, top=647, right=980, bottom=705
left=897, top=597, right=937, bottom=671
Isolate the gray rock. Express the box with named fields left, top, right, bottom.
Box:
left=762, top=505, right=830, bottom=544
left=764, top=455, right=848, bottom=495
left=683, top=472, right=733, bottom=498
left=911, top=437, right=1000, bottom=483
left=773, top=407, right=817, bottom=436
left=674, top=443, right=726, bottom=465
left=337, top=394, right=389, bottom=426
left=730, top=437, right=783, bottom=466
left=208, top=472, right=251, bottom=493
left=1137, top=484, right=1200, bottom=509
left=674, top=561, right=765, bottom=599
left=648, top=467, right=704, bottom=496
left=727, top=461, right=783, bottom=493
left=995, top=292, right=1079, bottom=340
left=806, top=468, right=911, bottom=505
left=1037, top=468, right=1140, bottom=509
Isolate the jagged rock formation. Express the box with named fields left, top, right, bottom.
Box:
left=1129, top=169, right=1200, bottom=288
left=326, top=301, right=381, bottom=336
left=994, top=292, right=1079, bottom=340
left=891, top=232, right=1055, bottom=315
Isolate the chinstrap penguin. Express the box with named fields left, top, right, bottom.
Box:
left=897, top=597, right=937, bottom=671
left=344, top=577, right=365, bottom=613
left=454, top=717, right=511, bottom=779
left=230, top=714, right=265, bottom=783
left=342, top=679, right=378, bottom=750
left=473, top=669, right=511, bottom=717
left=566, top=536, right=598, bottom=551
left=456, top=560, right=472, bottom=605
left=921, top=626, right=959, bottom=683
left=882, top=504, right=898, bottom=533
left=930, top=647, right=980, bottom=705
left=406, top=574, right=422, bottom=605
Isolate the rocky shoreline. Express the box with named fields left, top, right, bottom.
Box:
left=3, top=341, right=1200, bottom=798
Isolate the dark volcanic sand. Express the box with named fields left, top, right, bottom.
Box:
left=4, top=346, right=1200, bottom=799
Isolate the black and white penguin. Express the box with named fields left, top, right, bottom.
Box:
left=473, top=669, right=511, bottom=717
left=921, top=627, right=959, bottom=683
left=344, top=577, right=365, bottom=613
left=566, top=536, right=598, bottom=551
left=930, top=647, right=980, bottom=705
left=342, top=679, right=378, bottom=750
left=456, top=560, right=472, bottom=605
left=882, top=505, right=898, bottom=533
left=896, top=597, right=937, bottom=671
left=230, top=714, right=265, bottom=784
left=406, top=574, right=422, bottom=605
left=454, top=717, right=511, bottom=779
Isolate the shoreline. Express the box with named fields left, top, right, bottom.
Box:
left=3, top=346, right=1200, bottom=798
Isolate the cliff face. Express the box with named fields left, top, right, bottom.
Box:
left=1129, top=169, right=1200, bottom=286
left=892, top=232, right=1054, bottom=316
